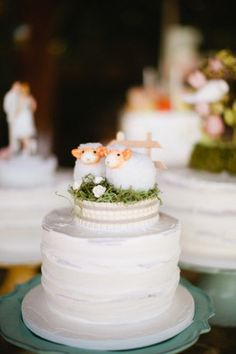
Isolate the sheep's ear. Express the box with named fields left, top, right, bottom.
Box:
left=123, top=149, right=132, bottom=160
left=97, top=146, right=108, bottom=157
left=71, top=148, right=82, bottom=159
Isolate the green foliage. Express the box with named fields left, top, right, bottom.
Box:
left=69, top=174, right=161, bottom=204
left=189, top=143, right=236, bottom=174
left=224, top=109, right=236, bottom=126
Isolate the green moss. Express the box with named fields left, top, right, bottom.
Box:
left=69, top=174, right=161, bottom=204
left=189, top=143, right=236, bottom=174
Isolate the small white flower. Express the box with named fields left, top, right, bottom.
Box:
left=92, top=185, right=106, bottom=198
left=73, top=181, right=81, bottom=190
left=94, top=176, right=105, bottom=184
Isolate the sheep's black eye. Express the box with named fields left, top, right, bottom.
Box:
left=82, top=150, right=85, bottom=154
left=93, top=150, right=97, bottom=154
left=117, top=153, right=120, bottom=156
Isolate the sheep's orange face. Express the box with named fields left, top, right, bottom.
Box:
left=105, top=149, right=132, bottom=169
left=71, top=146, right=107, bottom=165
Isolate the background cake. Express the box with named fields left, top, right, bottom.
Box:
left=159, top=50, right=236, bottom=267
left=119, top=68, right=201, bottom=166
left=0, top=169, right=72, bottom=265
left=159, top=167, right=236, bottom=267
left=22, top=142, right=194, bottom=350
left=0, top=82, right=72, bottom=265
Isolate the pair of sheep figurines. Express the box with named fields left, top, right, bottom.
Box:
left=71, top=143, right=157, bottom=191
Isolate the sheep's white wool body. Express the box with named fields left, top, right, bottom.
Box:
left=74, top=158, right=105, bottom=183
left=106, top=152, right=157, bottom=191
left=79, top=142, right=102, bottom=149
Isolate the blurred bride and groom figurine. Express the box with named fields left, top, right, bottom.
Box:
left=3, top=81, right=37, bottom=155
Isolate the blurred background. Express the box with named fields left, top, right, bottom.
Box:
left=1, top=0, right=236, bottom=166
left=1, top=1, right=236, bottom=353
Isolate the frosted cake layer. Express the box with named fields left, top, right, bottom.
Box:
left=41, top=208, right=180, bottom=325
left=0, top=170, right=72, bottom=264
left=0, top=155, right=57, bottom=188
left=159, top=168, right=236, bottom=260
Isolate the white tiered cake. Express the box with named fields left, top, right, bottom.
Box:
left=0, top=169, right=72, bottom=264
left=0, top=82, right=72, bottom=265
left=120, top=110, right=201, bottom=165
left=119, top=71, right=201, bottom=166
left=159, top=50, right=236, bottom=269
left=22, top=143, right=194, bottom=350
left=159, top=168, right=236, bottom=268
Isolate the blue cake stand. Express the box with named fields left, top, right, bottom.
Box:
left=0, top=275, right=213, bottom=354
left=180, top=255, right=236, bottom=327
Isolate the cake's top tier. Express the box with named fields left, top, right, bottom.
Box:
left=70, top=143, right=161, bottom=232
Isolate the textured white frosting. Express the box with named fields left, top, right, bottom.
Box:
left=159, top=167, right=236, bottom=260
left=41, top=208, right=180, bottom=326
left=0, top=155, right=57, bottom=188
left=0, top=170, right=72, bottom=265
left=75, top=198, right=160, bottom=232
left=120, top=110, right=201, bottom=166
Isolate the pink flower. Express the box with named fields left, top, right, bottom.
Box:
left=195, top=102, right=210, bottom=117
left=187, top=71, right=206, bottom=89
left=204, top=115, right=225, bottom=137
left=209, top=58, right=223, bottom=72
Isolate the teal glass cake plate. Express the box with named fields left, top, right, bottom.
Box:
left=0, top=275, right=213, bottom=354
left=180, top=258, right=236, bottom=327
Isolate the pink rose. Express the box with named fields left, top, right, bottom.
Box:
left=187, top=71, right=206, bottom=89
left=204, top=115, right=225, bottom=137
left=209, top=58, right=223, bottom=72
left=195, top=102, right=210, bottom=117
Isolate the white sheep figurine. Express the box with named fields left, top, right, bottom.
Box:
left=105, top=145, right=157, bottom=191
left=71, top=143, right=107, bottom=183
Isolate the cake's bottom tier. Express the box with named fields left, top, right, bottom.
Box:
left=41, top=208, right=180, bottom=325
left=22, top=282, right=194, bottom=351
left=159, top=167, right=236, bottom=260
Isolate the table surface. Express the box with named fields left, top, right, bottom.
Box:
left=0, top=269, right=236, bottom=354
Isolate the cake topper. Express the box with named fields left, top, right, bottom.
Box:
left=70, top=139, right=161, bottom=202
left=125, top=67, right=171, bottom=112
left=183, top=50, right=236, bottom=142
left=3, top=81, right=37, bottom=155
left=109, top=131, right=166, bottom=170
left=105, top=145, right=157, bottom=191
left=183, top=50, right=236, bottom=174
left=71, top=143, right=107, bottom=185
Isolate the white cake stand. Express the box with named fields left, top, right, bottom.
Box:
left=180, top=251, right=236, bottom=327
left=0, top=275, right=213, bottom=354
left=22, top=281, right=194, bottom=351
